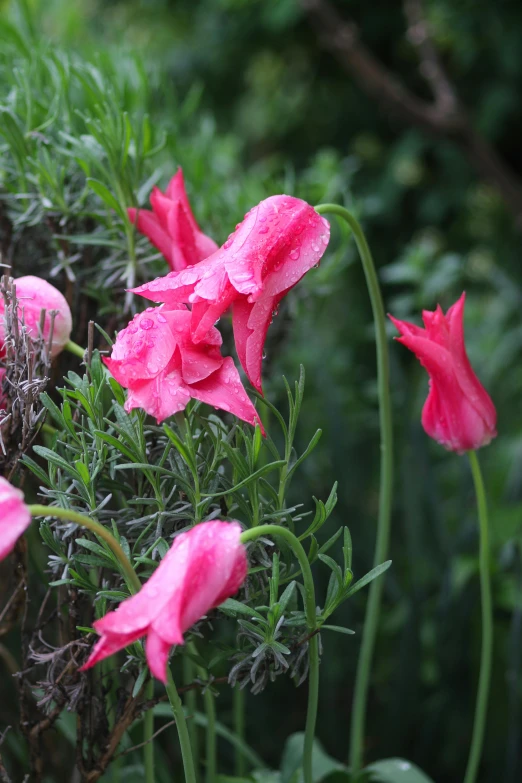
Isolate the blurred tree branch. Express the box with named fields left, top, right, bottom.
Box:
left=302, top=0, right=522, bottom=225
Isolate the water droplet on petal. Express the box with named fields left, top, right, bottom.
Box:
left=140, top=318, right=154, bottom=330
left=289, top=248, right=300, bottom=261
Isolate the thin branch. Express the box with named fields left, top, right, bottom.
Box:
left=301, top=0, right=522, bottom=224
left=114, top=720, right=177, bottom=759
left=403, top=0, right=457, bottom=114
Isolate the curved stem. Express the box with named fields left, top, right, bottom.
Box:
left=464, top=451, right=493, bottom=783
left=143, top=679, right=155, bottom=783
left=28, top=504, right=141, bottom=594
left=240, top=525, right=318, bottom=783
left=64, top=340, right=86, bottom=359
left=315, top=204, right=393, bottom=774
left=166, top=668, right=198, bottom=783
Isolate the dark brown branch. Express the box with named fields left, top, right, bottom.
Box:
left=301, top=0, right=522, bottom=225
left=403, top=0, right=457, bottom=115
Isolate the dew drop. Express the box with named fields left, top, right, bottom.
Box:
left=289, top=248, right=300, bottom=261
left=140, top=318, right=154, bottom=330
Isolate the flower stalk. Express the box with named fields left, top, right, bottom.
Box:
left=314, top=204, right=393, bottom=774
left=239, top=525, right=319, bottom=783
left=463, top=451, right=493, bottom=783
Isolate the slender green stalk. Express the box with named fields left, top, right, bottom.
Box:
left=240, top=525, right=318, bottom=783
left=28, top=505, right=141, bottom=594
left=202, top=684, right=217, bottom=783
left=166, top=668, right=198, bottom=783
left=183, top=652, right=200, bottom=779
left=315, top=204, right=393, bottom=773
left=64, top=339, right=86, bottom=359
left=233, top=686, right=246, bottom=777
left=143, top=679, right=155, bottom=783
left=464, top=451, right=493, bottom=783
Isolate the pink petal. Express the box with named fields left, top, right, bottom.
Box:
left=146, top=630, right=176, bottom=683
left=190, top=285, right=237, bottom=343
left=190, top=357, right=264, bottom=431
left=131, top=264, right=205, bottom=307
left=232, top=294, right=284, bottom=394
left=165, top=169, right=196, bottom=227
left=149, top=187, right=174, bottom=231
left=168, top=200, right=200, bottom=270
left=125, top=370, right=191, bottom=423
left=128, top=207, right=175, bottom=268
left=165, top=169, right=218, bottom=263
left=0, top=477, right=31, bottom=561
left=103, top=308, right=178, bottom=387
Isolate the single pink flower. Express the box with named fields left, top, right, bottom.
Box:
left=390, top=293, right=497, bottom=453
left=81, top=520, right=247, bottom=682
left=104, top=305, right=263, bottom=430
left=0, top=276, right=72, bottom=358
left=128, top=168, right=218, bottom=272
left=131, top=195, right=330, bottom=393
left=0, top=477, right=32, bottom=561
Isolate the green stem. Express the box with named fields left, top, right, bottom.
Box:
left=188, top=639, right=217, bottom=783
left=166, top=668, right=198, bottom=783
left=233, top=686, right=246, bottom=777
left=315, top=204, right=393, bottom=774
left=183, top=652, right=200, bottom=779
left=239, top=525, right=318, bottom=783
left=202, top=684, right=217, bottom=783
left=28, top=505, right=141, bottom=594
left=64, top=340, right=86, bottom=359
left=144, top=679, right=155, bottom=783
left=464, top=451, right=493, bottom=783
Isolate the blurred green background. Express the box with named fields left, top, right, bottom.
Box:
left=1, top=0, right=522, bottom=781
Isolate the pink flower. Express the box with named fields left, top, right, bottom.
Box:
left=390, top=293, right=497, bottom=453
left=128, top=168, right=218, bottom=272
left=0, top=477, right=32, bottom=561
left=131, top=195, right=330, bottom=392
left=81, top=520, right=247, bottom=682
left=0, top=276, right=72, bottom=358
left=103, top=305, right=263, bottom=429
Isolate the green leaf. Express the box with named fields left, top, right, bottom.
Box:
left=344, top=561, right=392, bottom=599
left=203, top=461, right=286, bottom=498
left=280, top=732, right=346, bottom=783
left=219, top=599, right=265, bottom=620
left=132, top=667, right=148, bottom=698
left=320, top=625, right=355, bottom=636
left=87, top=178, right=125, bottom=217
left=364, top=758, right=435, bottom=783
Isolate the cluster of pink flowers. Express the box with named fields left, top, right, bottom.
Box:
left=110, top=171, right=331, bottom=424
left=0, top=168, right=499, bottom=685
